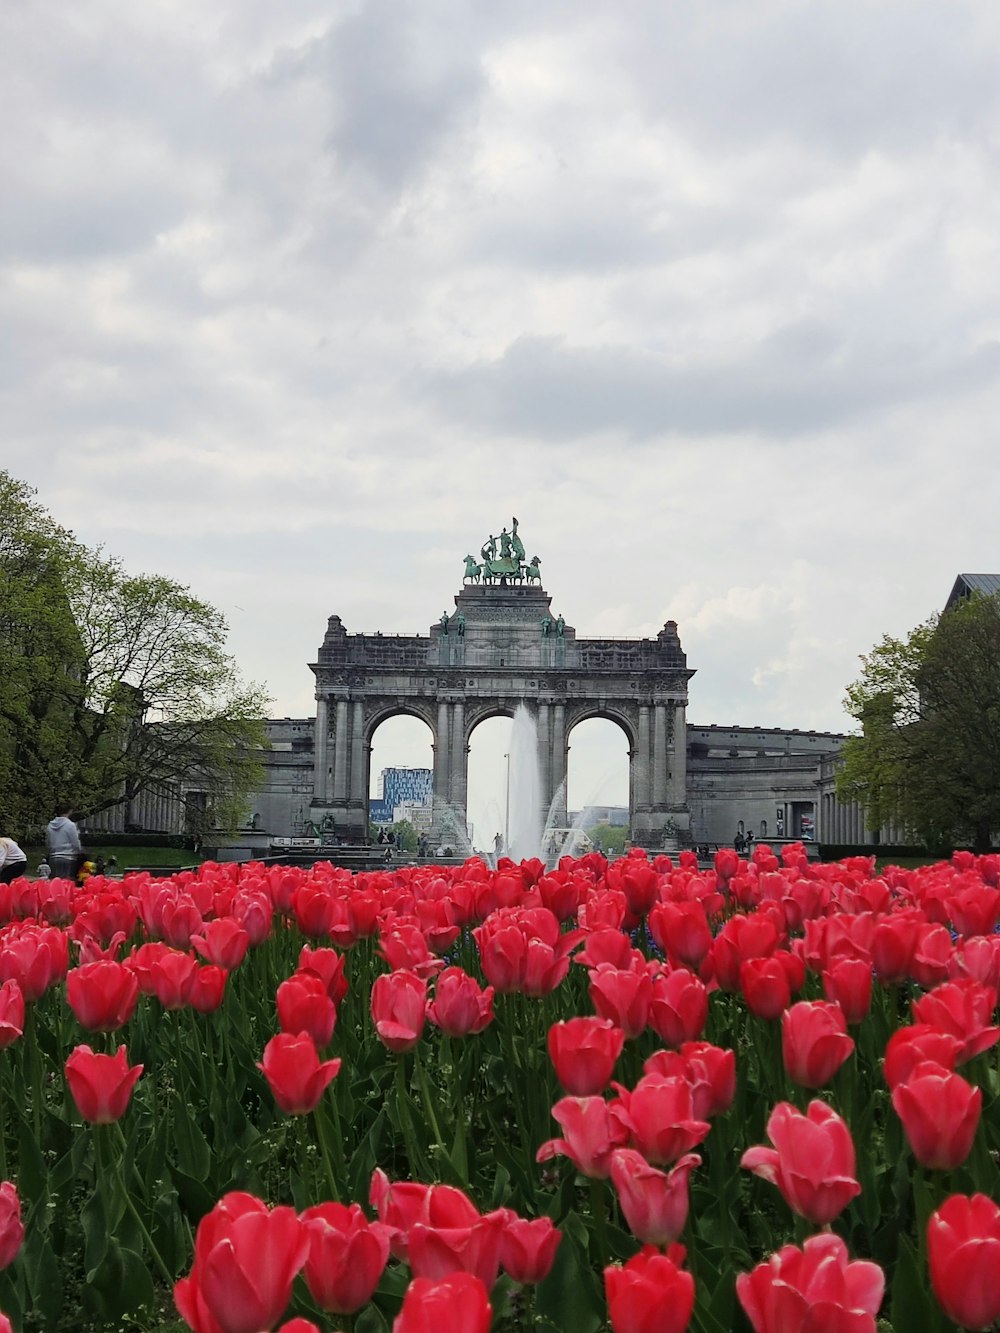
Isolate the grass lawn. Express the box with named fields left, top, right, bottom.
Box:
left=21, top=844, right=204, bottom=873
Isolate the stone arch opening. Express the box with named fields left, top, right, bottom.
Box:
left=566, top=715, right=633, bottom=848
left=465, top=712, right=515, bottom=858
left=367, top=713, right=434, bottom=842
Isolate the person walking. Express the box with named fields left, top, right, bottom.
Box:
left=46, top=805, right=83, bottom=881
left=0, top=832, right=28, bottom=883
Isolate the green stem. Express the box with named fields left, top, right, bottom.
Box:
left=313, top=1104, right=340, bottom=1202
left=0, top=1064, right=6, bottom=1181
left=109, top=1125, right=173, bottom=1286
left=588, top=1176, right=611, bottom=1271
left=25, top=1005, right=42, bottom=1142
left=395, top=1054, right=427, bottom=1179
left=414, top=1047, right=446, bottom=1160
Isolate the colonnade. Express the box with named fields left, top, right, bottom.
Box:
left=311, top=694, right=690, bottom=845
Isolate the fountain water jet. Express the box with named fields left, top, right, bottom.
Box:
left=505, top=704, right=543, bottom=862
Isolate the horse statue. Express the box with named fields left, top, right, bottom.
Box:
left=525, top=555, right=541, bottom=584
left=463, top=555, right=482, bottom=583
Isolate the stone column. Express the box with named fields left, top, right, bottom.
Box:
left=637, top=706, right=651, bottom=812
left=349, top=702, right=365, bottom=806
left=537, top=703, right=551, bottom=814
left=333, top=700, right=349, bottom=802
left=652, top=703, right=667, bottom=808
left=451, top=701, right=466, bottom=809
left=313, top=698, right=329, bottom=802
left=551, top=703, right=567, bottom=823
left=433, top=700, right=450, bottom=826
left=669, top=703, right=687, bottom=805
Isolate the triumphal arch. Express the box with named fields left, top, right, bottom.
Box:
left=309, top=517, right=694, bottom=847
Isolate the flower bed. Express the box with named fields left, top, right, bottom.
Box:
left=0, top=844, right=999, bottom=1331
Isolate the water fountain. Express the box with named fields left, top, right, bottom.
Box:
left=505, top=703, right=543, bottom=862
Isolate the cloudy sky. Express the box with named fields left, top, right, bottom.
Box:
left=5, top=1, right=1000, bottom=839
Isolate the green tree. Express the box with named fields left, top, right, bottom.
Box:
left=838, top=593, right=1000, bottom=852
left=586, top=822, right=628, bottom=856
left=390, top=819, right=419, bottom=852
left=0, top=473, right=88, bottom=829
left=0, top=471, right=270, bottom=835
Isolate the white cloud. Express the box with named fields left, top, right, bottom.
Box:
left=4, top=0, right=999, bottom=805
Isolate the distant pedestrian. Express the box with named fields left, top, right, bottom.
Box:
left=0, top=832, right=28, bottom=884
left=35, top=858, right=51, bottom=880
left=46, top=805, right=83, bottom=881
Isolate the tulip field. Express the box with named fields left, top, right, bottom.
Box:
left=2, top=845, right=1000, bottom=1332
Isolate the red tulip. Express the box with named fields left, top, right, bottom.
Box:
left=911, top=979, right=1000, bottom=1065
left=292, top=883, right=335, bottom=939
left=0, top=979, right=24, bottom=1048
left=497, top=1213, right=561, bottom=1285
left=737, top=1233, right=884, bottom=1333
left=619, top=859, right=660, bottom=918
left=371, top=969, right=427, bottom=1053
left=392, top=1273, right=492, bottom=1333
left=379, top=923, right=446, bottom=977
left=610, top=1149, right=700, bottom=1246
left=588, top=963, right=653, bottom=1039
left=536, top=1096, right=629, bottom=1179
left=574, top=927, right=636, bottom=971
left=739, top=955, right=797, bottom=1022
left=258, top=1033, right=341, bottom=1115
left=0, top=1181, right=24, bottom=1270
left=882, top=1024, right=962, bottom=1091
left=871, top=911, right=923, bottom=984
left=473, top=908, right=577, bottom=997
left=66, top=960, right=139, bottom=1032
left=426, top=967, right=494, bottom=1037
left=277, top=972, right=337, bottom=1046
left=65, top=1044, right=143, bottom=1124
left=610, top=1074, right=710, bottom=1166
left=822, top=957, right=872, bottom=1025
left=188, top=965, right=228, bottom=1014
left=928, top=1193, right=1000, bottom=1330
left=910, top=923, right=953, bottom=989
left=149, top=949, right=198, bottom=1010
left=547, top=1017, right=625, bottom=1095
left=950, top=935, right=1000, bottom=990
left=781, top=1000, right=854, bottom=1088
left=711, top=913, right=782, bottom=992
left=298, top=945, right=349, bottom=1005
left=645, top=1041, right=737, bottom=1119
left=714, top=847, right=740, bottom=881
left=949, top=882, right=1000, bottom=938
left=891, top=1061, right=981, bottom=1170
left=741, top=1101, right=860, bottom=1225
left=649, top=968, right=708, bottom=1045
left=160, top=896, right=204, bottom=950
left=604, top=1243, right=695, bottom=1333
left=0, top=925, right=65, bottom=1001
left=232, top=890, right=274, bottom=947
left=192, top=918, right=249, bottom=970
left=301, top=1202, right=390, bottom=1314
left=408, top=1209, right=506, bottom=1289
left=369, top=1170, right=481, bottom=1263
left=648, top=900, right=714, bottom=969
left=174, top=1191, right=308, bottom=1333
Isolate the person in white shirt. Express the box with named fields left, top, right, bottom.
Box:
left=0, top=833, right=28, bottom=884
